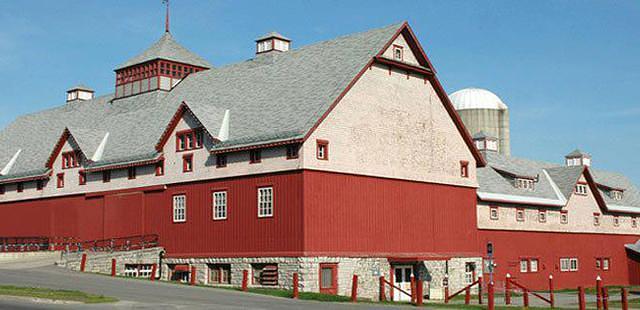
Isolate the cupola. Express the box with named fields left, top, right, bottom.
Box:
left=255, top=32, right=291, bottom=54
left=472, top=131, right=499, bottom=152
left=565, top=149, right=591, bottom=167
left=66, top=85, right=94, bottom=103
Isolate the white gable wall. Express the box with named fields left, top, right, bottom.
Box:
left=382, top=34, right=421, bottom=66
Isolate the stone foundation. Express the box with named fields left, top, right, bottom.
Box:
left=58, top=247, right=164, bottom=276
left=163, top=255, right=482, bottom=301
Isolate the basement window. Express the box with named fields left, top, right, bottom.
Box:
left=319, top=263, right=338, bottom=295
left=251, top=264, right=278, bottom=286
left=209, top=264, right=231, bottom=284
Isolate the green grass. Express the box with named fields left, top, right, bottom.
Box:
left=241, top=287, right=352, bottom=302
left=0, top=285, right=118, bottom=304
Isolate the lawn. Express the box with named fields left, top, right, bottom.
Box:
left=0, top=285, right=118, bottom=304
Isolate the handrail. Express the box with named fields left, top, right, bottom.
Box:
left=0, top=234, right=159, bottom=253
left=447, top=279, right=480, bottom=300
left=510, top=279, right=551, bottom=304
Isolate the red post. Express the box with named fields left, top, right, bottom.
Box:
left=444, top=285, right=449, bottom=303
left=465, top=286, right=471, bottom=305
left=416, top=279, right=423, bottom=306
left=411, top=275, right=416, bottom=304
left=110, top=258, right=116, bottom=277
left=242, top=270, right=249, bottom=292
left=578, top=286, right=586, bottom=310
left=150, top=263, right=157, bottom=281
left=292, top=273, right=299, bottom=299
left=478, top=276, right=483, bottom=305
left=549, top=274, right=555, bottom=308
left=602, top=287, right=609, bottom=310
left=622, top=287, right=629, bottom=310
left=596, top=276, right=603, bottom=310
left=505, top=274, right=512, bottom=305
left=488, top=281, right=495, bottom=310
left=351, top=274, right=358, bottom=302
left=523, top=289, right=529, bottom=308
left=379, top=276, right=386, bottom=302
left=80, top=253, right=87, bottom=272
left=190, top=266, right=196, bottom=286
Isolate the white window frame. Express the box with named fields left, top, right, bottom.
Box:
left=173, top=194, right=186, bottom=223
left=516, top=178, right=535, bottom=191
left=611, top=190, right=623, bottom=201
left=560, top=258, right=570, bottom=272
left=603, top=258, right=610, bottom=271
left=516, top=209, right=525, bottom=222
left=520, top=259, right=528, bottom=273
left=575, top=184, right=588, bottom=195
left=530, top=259, right=538, bottom=272
left=258, top=187, right=274, bottom=218
left=570, top=258, right=579, bottom=271
left=213, top=191, right=227, bottom=220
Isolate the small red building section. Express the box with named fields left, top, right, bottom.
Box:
left=478, top=229, right=640, bottom=289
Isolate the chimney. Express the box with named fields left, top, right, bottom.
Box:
left=66, top=85, right=95, bottom=103
left=565, top=149, right=591, bottom=167
left=255, top=32, right=291, bottom=55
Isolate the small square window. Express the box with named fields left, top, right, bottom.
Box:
left=216, top=154, right=227, bottom=168
left=489, top=207, right=499, bottom=220
left=460, top=161, right=469, bottom=178
left=102, top=170, right=111, bottom=183
left=183, top=154, right=194, bottom=172
left=316, top=140, right=329, bottom=160
left=57, top=173, right=64, bottom=189
left=392, top=45, right=403, bottom=61
left=286, top=145, right=299, bottom=160
left=538, top=210, right=547, bottom=223
left=516, top=209, right=525, bottom=222
left=249, top=149, right=262, bottom=164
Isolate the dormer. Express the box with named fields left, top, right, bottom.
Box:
left=565, top=149, right=591, bottom=167
left=256, top=32, right=291, bottom=54
left=66, top=85, right=94, bottom=103
left=114, top=32, right=211, bottom=99
left=472, top=131, right=499, bottom=152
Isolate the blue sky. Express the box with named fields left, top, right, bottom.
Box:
left=0, top=1, right=638, bottom=183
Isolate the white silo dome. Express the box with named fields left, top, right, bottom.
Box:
left=449, top=88, right=508, bottom=110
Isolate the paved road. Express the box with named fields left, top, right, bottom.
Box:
left=0, top=264, right=406, bottom=309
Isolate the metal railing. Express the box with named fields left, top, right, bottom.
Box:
left=0, top=234, right=159, bottom=253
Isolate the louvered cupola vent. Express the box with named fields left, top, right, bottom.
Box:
left=256, top=32, right=291, bottom=54
left=66, top=85, right=94, bottom=103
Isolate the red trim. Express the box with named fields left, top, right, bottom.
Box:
left=155, top=160, right=165, bottom=176
left=319, top=263, right=338, bottom=295
left=392, top=44, right=404, bottom=61
left=128, top=167, right=137, bottom=180
left=45, top=128, right=71, bottom=169
left=316, top=139, right=329, bottom=160
left=56, top=173, right=64, bottom=189
left=156, top=102, right=218, bottom=152
left=210, top=139, right=303, bottom=155
left=183, top=154, right=194, bottom=172
left=85, top=156, right=163, bottom=173
left=373, top=57, right=433, bottom=76
left=78, top=171, right=86, bottom=186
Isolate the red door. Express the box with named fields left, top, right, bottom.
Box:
left=319, top=263, right=338, bottom=295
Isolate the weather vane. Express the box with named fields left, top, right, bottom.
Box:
left=163, top=0, right=170, bottom=33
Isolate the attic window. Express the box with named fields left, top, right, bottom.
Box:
left=516, top=209, right=525, bottom=222
left=515, top=178, right=535, bottom=191
left=613, top=216, right=620, bottom=227
left=57, top=173, right=64, bottom=189
left=0, top=185, right=4, bottom=195
left=560, top=210, right=568, bottom=224
left=17, top=182, right=24, bottom=193
left=610, top=190, right=623, bottom=201
left=249, top=150, right=262, bottom=164
left=575, top=183, right=588, bottom=196
left=62, top=151, right=80, bottom=169
left=392, top=45, right=403, bottom=61
left=460, top=161, right=469, bottom=178
left=216, top=154, right=227, bottom=168
left=593, top=213, right=601, bottom=226
left=176, top=128, right=204, bottom=152
left=316, top=140, right=329, bottom=160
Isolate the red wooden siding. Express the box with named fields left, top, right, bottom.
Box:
left=302, top=170, right=480, bottom=256
left=104, top=193, right=144, bottom=238
left=478, top=229, right=640, bottom=289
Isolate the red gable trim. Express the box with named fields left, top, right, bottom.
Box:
left=582, top=166, right=609, bottom=213
left=210, top=139, right=303, bottom=155
left=155, top=102, right=218, bottom=152
left=83, top=156, right=164, bottom=173
left=373, top=56, right=433, bottom=76
left=302, top=22, right=486, bottom=167
left=0, top=172, right=51, bottom=185
left=45, top=128, right=71, bottom=169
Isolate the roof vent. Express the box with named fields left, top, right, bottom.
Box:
left=256, top=32, right=291, bottom=54
left=66, top=85, right=94, bottom=103
left=565, top=149, right=591, bottom=167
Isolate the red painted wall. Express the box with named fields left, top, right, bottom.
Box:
left=302, top=170, right=480, bottom=256
left=478, top=229, right=640, bottom=290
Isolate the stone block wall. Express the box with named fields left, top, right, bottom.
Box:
left=58, top=247, right=164, bottom=276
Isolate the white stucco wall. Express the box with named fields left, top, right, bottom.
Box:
left=302, top=63, right=477, bottom=188
left=477, top=175, right=640, bottom=235
left=382, top=34, right=421, bottom=66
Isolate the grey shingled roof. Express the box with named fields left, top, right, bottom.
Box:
left=0, top=23, right=404, bottom=180
left=566, top=149, right=590, bottom=158
left=256, top=32, right=291, bottom=42
left=115, top=32, right=212, bottom=70
left=478, top=151, right=640, bottom=210
left=472, top=131, right=496, bottom=140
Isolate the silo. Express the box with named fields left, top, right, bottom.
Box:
left=449, top=88, right=510, bottom=156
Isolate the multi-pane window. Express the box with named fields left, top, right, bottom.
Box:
left=258, top=187, right=273, bottom=218
left=560, top=258, right=579, bottom=272
left=317, top=140, right=329, bottom=160
left=520, top=258, right=538, bottom=273
left=124, top=264, right=153, bottom=278
left=249, top=149, right=262, bottom=164
left=209, top=264, right=231, bottom=284
left=515, top=178, right=535, bottom=190
left=213, top=191, right=227, bottom=220
left=516, top=209, right=525, bottom=222
left=173, top=195, right=186, bottom=223
left=490, top=207, right=499, bottom=220
left=319, top=263, right=338, bottom=295
left=286, top=145, right=299, bottom=159
left=464, top=262, right=476, bottom=284
left=216, top=154, right=227, bottom=168
left=61, top=151, right=80, bottom=169
left=575, top=184, right=588, bottom=195
left=530, top=259, right=538, bottom=272
left=520, top=259, right=528, bottom=273
left=610, top=190, right=623, bottom=201
left=176, top=128, right=204, bottom=152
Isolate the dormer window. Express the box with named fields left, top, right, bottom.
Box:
left=515, top=178, right=535, bottom=191
left=256, top=32, right=291, bottom=54
left=610, top=190, right=623, bottom=201
left=62, top=151, right=80, bottom=169
left=176, top=128, right=204, bottom=152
